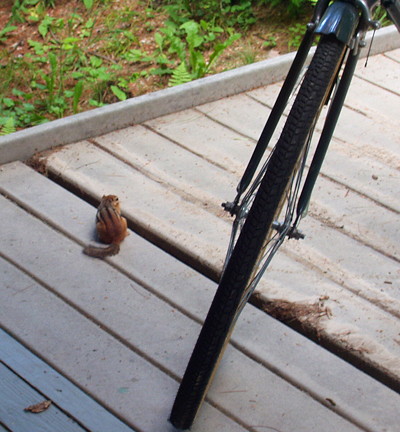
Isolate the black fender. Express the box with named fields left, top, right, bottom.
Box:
left=315, top=1, right=360, bottom=45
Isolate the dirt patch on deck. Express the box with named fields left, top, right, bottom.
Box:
left=252, top=294, right=332, bottom=338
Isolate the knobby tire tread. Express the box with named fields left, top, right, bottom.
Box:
left=170, top=35, right=346, bottom=430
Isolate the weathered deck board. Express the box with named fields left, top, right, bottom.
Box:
left=2, top=162, right=400, bottom=431
left=0, top=46, right=399, bottom=432
left=32, top=60, right=400, bottom=386
left=354, top=52, right=400, bottom=95
left=0, top=258, right=242, bottom=432
left=0, top=330, right=136, bottom=432
left=31, top=140, right=231, bottom=274
left=0, top=363, right=85, bottom=432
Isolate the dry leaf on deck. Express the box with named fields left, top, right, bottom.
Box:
left=24, top=400, right=52, bottom=413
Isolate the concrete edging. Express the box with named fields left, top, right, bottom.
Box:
left=0, top=25, right=398, bottom=165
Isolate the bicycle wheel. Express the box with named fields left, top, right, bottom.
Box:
left=170, top=35, right=346, bottom=430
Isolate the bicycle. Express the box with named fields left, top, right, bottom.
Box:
left=170, top=1, right=400, bottom=429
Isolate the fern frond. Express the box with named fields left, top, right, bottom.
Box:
left=169, top=62, right=193, bottom=87
left=0, top=117, right=16, bottom=136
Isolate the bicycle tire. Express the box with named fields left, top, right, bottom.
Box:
left=170, top=35, right=346, bottom=430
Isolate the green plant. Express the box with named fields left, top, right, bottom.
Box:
left=3, top=1, right=241, bottom=127
left=162, top=0, right=256, bottom=29
left=9, top=0, right=103, bottom=24
left=124, top=16, right=240, bottom=85
left=169, top=62, right=192, bottom=86
left=10, top=0, right=31, bottom=22
left=288, top=23, right=306, bottom=49
left=43, top=52, right=57, bottom=108
left=374, top=6, right=393, bottom=26
left=263, top=35, right=278, bottom=49
left=259, top=0, right=316, bottom=16
left=0, top=90, right=47, bottom=129
left=224, top=1, right=256, bottom=29
left=82, top=0, right=94, bottom=10
left=240, top=45, right=258, bottom=64
left=177, top=21, right=240, bottom=78
left=72, top=81, right=84, bottom=113
left=0, top=117, right=17, bottom=136
left=0, top=25, right=17, bottom=43
left=1, top=0, right=324, bottom=131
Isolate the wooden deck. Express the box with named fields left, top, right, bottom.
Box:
left=0, top=330, right=133, bottom=432
left=0, top=43, right=399, bottom=431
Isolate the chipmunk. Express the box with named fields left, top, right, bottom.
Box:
left=83, top=195, right=128, bottom=258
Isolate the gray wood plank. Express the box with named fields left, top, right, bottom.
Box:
left=0, top=258, right=244, bottom=432
left=309, top=173, right=399, bottom=260
left=345, top=76, right=400, bottom=126
left=198, top=91, right=399, bottom=211
left=328, top=105, right=400, bottom=172
left=0, top=363, right=85, bottom=432
left=31, top=133, right=400, bottom=382
left=354, top=54, right=400, bottom=95
left=34, top=140, right=229, bottom=273
left=95, top=117, right=399, bottom=261
left=1, top=163, right=400, bottom=432
left=145, top=108, right=255, bottom=175
left=385, top=48, right=400, bottom=62
left=0, top=330, right=135, bottom=432
left=248, top=82, right=400, bottom=170
left=0, top=194, right=368, bottom=432
left=94, top=124, right=238, bottom=215
left=196, top=93, right=399, bottom=255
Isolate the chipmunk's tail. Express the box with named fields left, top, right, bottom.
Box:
left=83, top=243, right=120, bottom=258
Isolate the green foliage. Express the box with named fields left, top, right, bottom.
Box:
left=258, top=0, right=316, bottom=16
left=288, top=23, right=306, bottom=49
left=162, top=0, right=256, bottom=29
left=1, top=2, right=133, bottom=127
left=263, top=36, right=278, bottom=49
left=110, top=85, right=127, bottom=101
left=83, top=0, right=94, bottom=10
left=9, top=0, right=103, bottom=23
left=0, top=0, right=323, bottom=131
left=177, top=20, right=241, bottom=79
left=0, top=117, right=17, bottom=136
left=124, top=14, right=240, bottom=84
left=0, top=25, right=17, bottom=43
left=169, top=62, right=192, bottom=86
left=10, top=0, right=55, bottom=23
left=0, top=90, right=47, bottom=129
left=374, top=6, right=392, bottom=26
left=73, top=81, right=84, bottom=113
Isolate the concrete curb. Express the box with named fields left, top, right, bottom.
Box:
left=0, top=26, right=399, bottom=165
